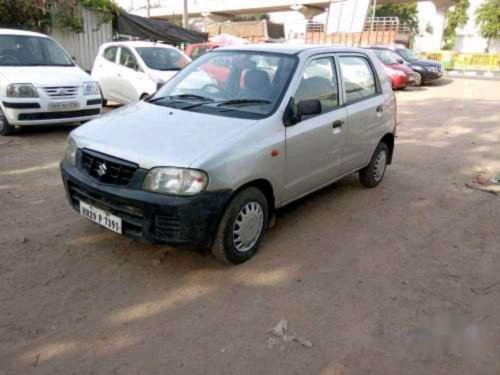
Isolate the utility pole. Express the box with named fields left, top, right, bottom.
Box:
left=370, top=0, right=377, bottom=34
left=147, top=0, right=151, bottom=18
left=183, top=0, right=189, bottom=28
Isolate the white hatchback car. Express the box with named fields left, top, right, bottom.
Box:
left=92, top=41, right=191, bottom=105
left=0, top=29, right=102, bottom=136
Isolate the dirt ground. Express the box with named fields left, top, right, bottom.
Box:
left=1, top=77, right=500, bottom=375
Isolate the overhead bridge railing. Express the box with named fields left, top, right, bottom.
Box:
left=421, top=51, right=500, bottom=71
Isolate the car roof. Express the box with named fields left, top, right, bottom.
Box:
left=100, top=40, right=178, bottom=49
left=217, top=43, right=370, bottom=56
left=0, top=28, right=49, bottom=38
left=365, top=44, right=407, bottom=51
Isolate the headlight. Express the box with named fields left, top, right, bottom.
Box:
left=6, top=83, right=38, bottom=98
left=83, top=82, right=100, bottom=96
left=64, top=137, right=78, bottom=166
left=143, top=167, right=208, bottom=195
left=426, top=66, right=437, bottom=72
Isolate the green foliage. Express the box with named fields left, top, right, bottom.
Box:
left=443, top=0, right=469, bottom=50
left=0, top=0, right=50, bottom=32
left=475, top=0, right=500, bottom=45
left=0, top=0, right=119, bottom=34
left=375, top=3, right=419, bottom=31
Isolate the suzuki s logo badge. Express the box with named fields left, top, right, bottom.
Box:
left=97, top=163, right=107, bottom=177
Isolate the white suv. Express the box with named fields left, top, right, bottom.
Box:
left=91, top=41, right=191, bottom=105
left=0, top=29, right=102, bottom=136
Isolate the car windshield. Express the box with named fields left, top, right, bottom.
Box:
left=150, top=50, right=297, bottom=118
left=374, top=50, right=399, bottom=65
left=0, top=35, right=74, bottom=67
left=135, top=47, right=190, bottom=71
left=397, top=48, right=419, bottom=62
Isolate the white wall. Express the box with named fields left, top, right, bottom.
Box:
left=413, top=1, right=446, bottom=52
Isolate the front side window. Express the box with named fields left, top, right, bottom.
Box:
left=135, top=47, right=190, bottom=71
left=150, top=51, right=297, bottom=119
left=119, top=47, right=138, bottom=70
left=294, top=57, right=338, bottom=114
left=0, top=35, right=74, bottom=67
left=339, top=56, right=377, bottom=103
left=103, top=47, right=118, bottom=63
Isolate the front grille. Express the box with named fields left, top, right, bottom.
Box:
left=80, top=149, right=138, bottom=186
left=43, top=86, right=79, bottom=98
left=67, top=182, right=144, bottom=236
left=155, top=212, right=183, bottom=240
left=18, top=109, right=100, bottom=121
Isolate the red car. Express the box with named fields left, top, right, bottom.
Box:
left=370, top=48, right=415, bottom=90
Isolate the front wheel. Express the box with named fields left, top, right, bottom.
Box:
left=413, top=72, right=422, bottom=86
left=0, top=108, right=15, bottom=136
left=359, top=143, right=389, bottom=188
left=212, top=187, right=269, bottom=265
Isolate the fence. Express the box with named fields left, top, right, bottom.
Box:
left=421, top=51, right=500, bottom=71
left=50, top=7, right=113, bottom=72
left=305, top=17, right=412, bottom=47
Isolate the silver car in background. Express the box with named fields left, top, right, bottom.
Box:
left=61, top=44, right=397, bottom=265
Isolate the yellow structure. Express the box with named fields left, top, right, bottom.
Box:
left=421, top=51, right=500, bottom=70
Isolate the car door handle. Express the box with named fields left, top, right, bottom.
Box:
left=332, top=120, right=344, bottom=129
left=376, top=105, right=383, bottom=113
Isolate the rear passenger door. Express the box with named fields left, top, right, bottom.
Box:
left=284, top=55, right=348, bottom=202
left=338, top=54, right=384, bottom=172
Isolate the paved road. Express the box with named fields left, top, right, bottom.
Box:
left=1, top=78, right=499, bottom=374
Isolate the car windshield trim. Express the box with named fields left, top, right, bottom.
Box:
left=150, top=50, right=299, bottom=120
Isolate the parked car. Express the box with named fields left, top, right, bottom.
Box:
left=61, top=45, right=397, bottom=265
left=185, top=42, right=222, bottom=60
left=368, top=48, right=415, bottom=89
left=369, top=44, right=443, bottom=86
left=0, top=29, right=102, bottom=136
left=92, top=41, right=191, bottom=105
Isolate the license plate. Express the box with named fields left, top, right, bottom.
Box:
left=48, top=101, right=80, bottom=111
left=79, top=201, right=122, bottom=234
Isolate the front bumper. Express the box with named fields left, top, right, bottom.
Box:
left=61, top=160, right=232, bottom=247
left=1, top=95, right=102, bottom=126
left=421, top=69, right=443, bottom=81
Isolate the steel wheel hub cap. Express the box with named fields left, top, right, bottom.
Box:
left=233, top=201, right=264, bottom=253
left=373, top=150, right=387, bottom=182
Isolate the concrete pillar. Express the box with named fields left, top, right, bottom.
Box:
left=326, top=0, right=370, bottom=34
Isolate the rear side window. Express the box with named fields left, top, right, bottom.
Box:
left=294, top=57, right=338, bottom=114
left=103, top=47, right=118, bottom=63
left=119, top=47, right=138, bottom=69
left=339, top=56, right=377, bottom=103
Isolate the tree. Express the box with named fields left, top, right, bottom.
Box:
left=443, top=0, right=469, bottom=50
left=375, top=3, right=419, bottom=32
left=0, top=0, right=49, bottom=32
left=475, top=0, right=500, bottom=51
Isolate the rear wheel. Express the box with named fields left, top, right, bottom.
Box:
left=0, top=108, right=15, bottom=136
left=359, top=143, right=389, bottom=188
left=212, top=187, right=269, bottom=265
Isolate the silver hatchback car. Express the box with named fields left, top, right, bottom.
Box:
left=61, top=45, right=396, bottom=264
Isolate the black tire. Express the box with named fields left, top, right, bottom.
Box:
left=0, top=107, right=15, bottom=136
left=102, top=98, right=108, bottom=107
left=212, top=187, right=269, bottom=265
left=359, top=142, right=389, bottom=188
left=414, top=71, right=422, bottom=86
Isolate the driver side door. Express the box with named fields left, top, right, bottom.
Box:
left=283, top=55, right=348, bottom=202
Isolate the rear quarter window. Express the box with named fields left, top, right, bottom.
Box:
left=103, top=47, right=118, bottom=62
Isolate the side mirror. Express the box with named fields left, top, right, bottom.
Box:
left=297, top=99, right=321, bottom=117
left=397, top=58, right=404, bottom=64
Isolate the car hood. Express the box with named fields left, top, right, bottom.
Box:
left=72, top=101, right=257, bottom=169
left=387, top=63, right=414, bottom=75
left=409, top=59, right=441, bottom=68
left=0, top=66, right=92, bottom=87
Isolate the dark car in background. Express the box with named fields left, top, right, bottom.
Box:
left=369, top=45, right=443, bottom=86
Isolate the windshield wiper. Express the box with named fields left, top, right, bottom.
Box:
left=216, top=99, right=271, bottom=107
left=148, top=94, right=214, bottom=103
